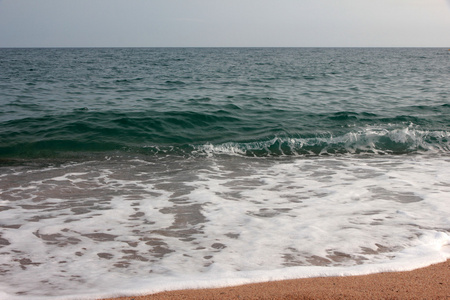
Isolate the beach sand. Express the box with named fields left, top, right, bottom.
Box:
left=102, top=259, right=449, bottom=299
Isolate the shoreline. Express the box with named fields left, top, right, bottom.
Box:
left=101, top=259, right=449, bottom=300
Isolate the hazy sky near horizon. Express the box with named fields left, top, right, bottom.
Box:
left=0, top=0, right=449, bottom=47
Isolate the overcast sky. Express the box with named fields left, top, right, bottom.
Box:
left=0, top=0, right=449, bottom=47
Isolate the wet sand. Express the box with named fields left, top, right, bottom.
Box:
left=102, top=259, right=449, bottom=299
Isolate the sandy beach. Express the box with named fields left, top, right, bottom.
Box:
left=102, top=259, right=449, bottom=299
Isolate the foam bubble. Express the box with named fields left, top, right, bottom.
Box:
left=0, top=154, right=449, bottom=299
left=193, top=127, right=450, bottom=157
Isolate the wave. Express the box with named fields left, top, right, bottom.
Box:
left=191, top=127, right=450, bottom=157
left=131, top=127, right=450, bottom=158
left=1, top=104, right=449, bottom=160
left=1, top=126, right=448, bottom=160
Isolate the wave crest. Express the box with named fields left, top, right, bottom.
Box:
left=193, top=127, right=450, bottom=157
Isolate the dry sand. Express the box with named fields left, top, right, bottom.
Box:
left=102, top=259, right=449, bottom=299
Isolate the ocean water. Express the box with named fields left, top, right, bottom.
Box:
left=0, top=48, right=449, bottom=299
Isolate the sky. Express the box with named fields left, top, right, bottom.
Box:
left=0, top=0, right=449, bottom=47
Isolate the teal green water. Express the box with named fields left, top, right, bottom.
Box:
left=0, top=48, right=449, bottom=158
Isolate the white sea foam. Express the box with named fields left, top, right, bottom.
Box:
left=0, top=154, right=449, bottom=299
left=195, top=127, right=450, bottom=156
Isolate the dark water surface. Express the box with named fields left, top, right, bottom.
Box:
left=1, top=48, right=449, bottom=159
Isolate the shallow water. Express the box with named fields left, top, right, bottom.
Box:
left=1, top=154, right=449, bottom=299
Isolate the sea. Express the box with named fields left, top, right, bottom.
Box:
left=0, top=47, right=449, bottom=299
